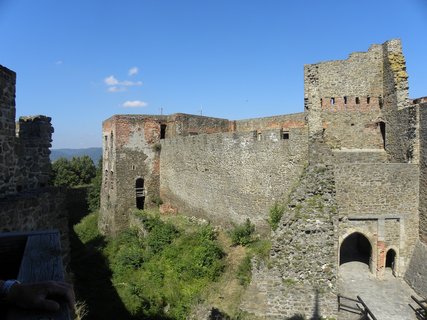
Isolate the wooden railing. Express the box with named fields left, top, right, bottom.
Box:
left=410, top=295, right=427, bottom=320
left=338, top=294, right=377, bottom=320
left=0, top=230, right=71, bottom=320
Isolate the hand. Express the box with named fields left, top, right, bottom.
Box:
left=6, top=281, right=75, bottom=312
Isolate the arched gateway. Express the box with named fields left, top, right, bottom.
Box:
left=340, top=232, right=372, bottom=267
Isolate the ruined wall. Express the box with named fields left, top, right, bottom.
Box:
left=417, top=103, right=427, bottom=244
left=100, top=115, right=164, bottom=235
left=160, top=127, right=308, bottom=231
left=0, top=65, right=17, bottom=197
left=304, top=42, right=384, bottom=142
left=304, top=39, right=416, bottom=164
left=381, top=40, right=414, bottom=163
left=15, top=116, right=54, bottom=191
left=0, top=65, right=54, bottom=197
left=165, top=113, right=230, bottom=137
left=234, top=113, right=305, bottom=132
left=404, top=102, right=427, bottom=296
left=0, top=188, right=69, bottom=266
left=335, top=163, right=419, bottom=274
left=241, top=164, right=338, bottom=319
left=99, top=114, right=233, bottom=235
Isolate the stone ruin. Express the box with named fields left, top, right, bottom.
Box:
left=97, top=39, right=427, bottom=318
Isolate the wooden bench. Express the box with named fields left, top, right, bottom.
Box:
left=0, top=231, right=71, bottom=320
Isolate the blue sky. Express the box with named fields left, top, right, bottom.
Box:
left=1, top=0, right=426, bottom=148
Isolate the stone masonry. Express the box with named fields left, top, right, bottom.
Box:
left=100, top=39, right=427, bottom=317
left=0, top=64, right=69, bottom=268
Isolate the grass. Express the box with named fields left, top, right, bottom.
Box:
left=71, top=210, right=272, bottom=319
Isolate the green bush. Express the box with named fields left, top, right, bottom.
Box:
left=269, top=202, right=284, bottom=231
left=104, top=214, right=225, bottom=319
left=230, top=219, right=255, bottom=246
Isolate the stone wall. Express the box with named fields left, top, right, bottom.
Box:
left=335, top=163, right=419, bottom=275
left=405, top=240, right=427, bottom=297
left=419, top=103, right=427, bottom=244
left=160, top=127, right=308, bottom=231
left=234, top=113, right=305, bottom=132
left=0, top=65, right=54, bottom=197
left=241, top=164, right=338, bottom=318
left=0, top=65, right=17, bottom=197
left=0, top=188, right=69, bottom=267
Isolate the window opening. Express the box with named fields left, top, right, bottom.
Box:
left=379, top=122, right=386, bottom=149
left=385, top=249, right=396, bottom=271
left=344, top=96, right=347, bottom=104
left=379, top=96, right=383, bottom=108
left=160, top=124, right=167, bottom=139
left=330, top=97, right=335, bottom=105
left=257, top=132, right=262, bottom=141
left=135, top=178, right=145, bottom=209
left=356, top=97, right=360, bottom=104
left=367, top=96, right=371, bottom=104
left=281, top=131, right=290, bottom=140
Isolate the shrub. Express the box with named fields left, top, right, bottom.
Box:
left=230, top=219, right=255, bottom=246
left=269, top=202, right=284, bottom=231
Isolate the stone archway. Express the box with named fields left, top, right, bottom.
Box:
left=340, top=232, right=372, bottom=267
left=385, top=248, right=397, bottom=275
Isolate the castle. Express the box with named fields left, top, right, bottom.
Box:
left=100, top=39, right=427, bottom=318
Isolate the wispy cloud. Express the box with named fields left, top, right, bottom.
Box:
left=55, top=60, right=63, bottom=65
left=108, top=86, right=127, bottom=93
left=104, top=74, right=143, bottom=93
left=122, top=100, right=148, bottom=108
left=104, top=75, right=119, bottom=86
left=128, top=67, right=138, bottom=76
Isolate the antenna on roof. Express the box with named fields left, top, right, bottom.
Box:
left=200, top=105, right=203, bottom=116
left=160, top=107, right=163, bottom=115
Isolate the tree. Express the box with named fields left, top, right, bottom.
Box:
left=51, top=158, right=79, bottom=187
left=51, top=156, right=96, bottom=187
left=70, top=156, right=96, bottom=185
left=87, top=158, right=102, bottom=212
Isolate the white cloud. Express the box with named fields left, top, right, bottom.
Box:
left=120, top=80, right=143, bottom=87
left=104, top=75, right=119, bottom=86
left=122, top=100, right=148, bottom=108
left=128, top=67, right=138, bottom=76
left=108, top=86, right=127, bottom=93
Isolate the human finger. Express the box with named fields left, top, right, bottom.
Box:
left=43, top=282, right=76, bottom=309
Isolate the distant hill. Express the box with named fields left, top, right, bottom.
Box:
left=50, top=147, right=102, bottom=163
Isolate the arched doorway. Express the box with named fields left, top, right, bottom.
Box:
left=135, top=178, right=145, bottom=210
left=385, top=249, right=396, bottom=275
left=340, top=232, right=372, bottom=267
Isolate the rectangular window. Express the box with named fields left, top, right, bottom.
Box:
left=281, top=131, right=290, bottom=140
left=160, top=124, right=167, bottom=139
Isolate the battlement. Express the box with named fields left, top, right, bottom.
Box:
left=321, top=95, right=381, bottom=112
left=0, top=66, right=53, bottom=198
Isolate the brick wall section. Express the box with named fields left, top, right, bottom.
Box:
left=160, top=127, right=308, bottom=231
